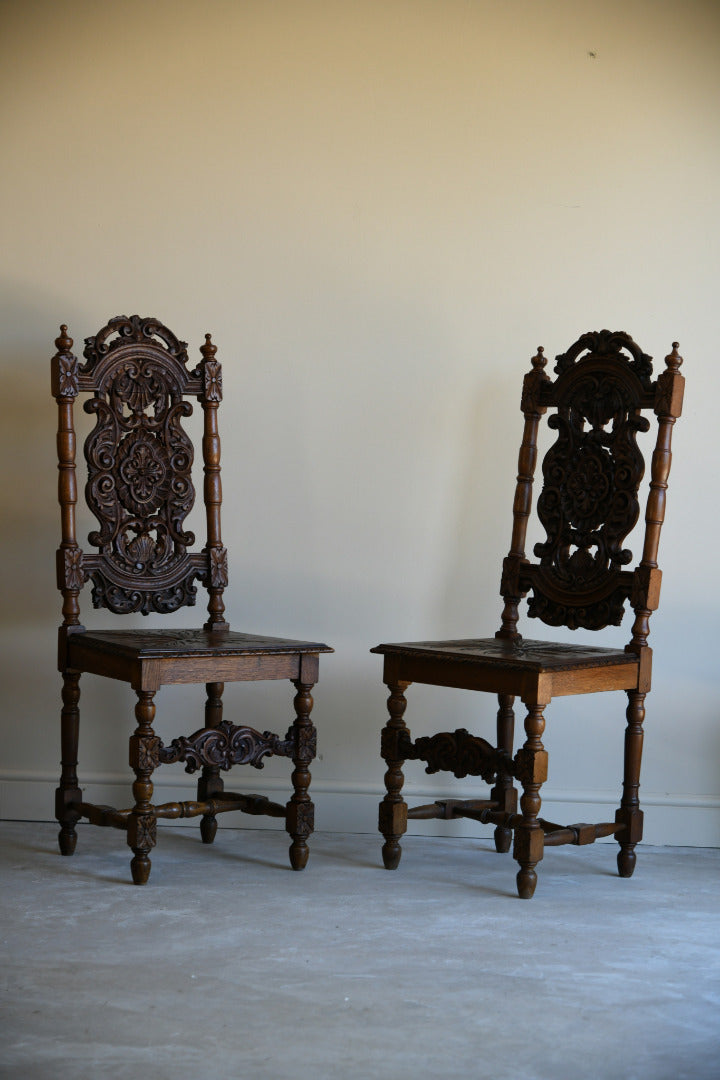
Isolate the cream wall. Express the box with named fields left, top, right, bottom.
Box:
left=1, top=0, right=718, bottom=845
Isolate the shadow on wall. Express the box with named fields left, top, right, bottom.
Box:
left=434, top=373, right=522, bottom=640
left=2, top=368, right=57, bottom=620
left=0, top=283, right=65, bottom=626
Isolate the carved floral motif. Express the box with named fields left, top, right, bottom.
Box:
left=60, top=546, right=85, bottom=591
left=55, top=352, right=80, bottom=399
left=203, top=359, right=222, bottom=402
left=208, top=546, right=229, bottom=588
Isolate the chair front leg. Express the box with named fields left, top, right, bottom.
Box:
left=198, top=681, right=224, bottom=844
left=128, top=690, right=159, bottom=885
left=491, top=693, right=517, bottom=854
left=616, top=689, right=646, bottom=878
left=286, top=680, right=316, bottom=871
left=379, top=681, right=411, bottom=870
left=513, top=701, right=548, bottom=899
left=56, top=671, right=82, bottom=856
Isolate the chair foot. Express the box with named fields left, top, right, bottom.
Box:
left=58, top=826, right=77, bottom=856
left=382, top=839, right=402, bottom=869
left=494, top=825, right=512, bottom=853
left=617, top=845, right=637, bottom=878
left=289, top=839, right=309, bottom=870
left=130, top=851, right=152, bottom=885
left=200, top=814, right=217, bottom=844
left=516, top=864, right=538, bottom=899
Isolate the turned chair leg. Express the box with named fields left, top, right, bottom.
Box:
left=513, top=702, right=549, bottom=899
left=127, top=690, right=159, bottom=885
left=379, top=681, right=410, bottom=870
left=286, top=680, right=316, bottom=871
left=56, top=671, right=82, bottom=856
left=492, top=693, right=517, bottom=854
left=198, top=682, right=224, bottom=844
left=616, top=689, right=646, bottom=878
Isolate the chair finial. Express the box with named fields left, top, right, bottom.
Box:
left=666, top=342, right=683, bottom=370
left=200, top=332, right=217, bottom=362
left=55, top=324, right=73, bottom=352
left=531, top=346, right=546, bottom=369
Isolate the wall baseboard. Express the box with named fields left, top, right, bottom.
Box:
left=2, top=772, right=718, bottom=846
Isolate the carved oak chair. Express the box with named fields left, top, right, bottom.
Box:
left=372, top=330, right=684, bottom=898
left=52, top=315, right=332, bottom=884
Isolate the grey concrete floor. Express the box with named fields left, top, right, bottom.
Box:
left=1, top=821, right=718, bottom=1080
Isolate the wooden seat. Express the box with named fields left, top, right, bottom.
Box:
left=52, top=315, right=332, bottom=884
left=372, top=330, right=684, bottom=898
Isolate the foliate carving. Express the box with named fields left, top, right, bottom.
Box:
left=81, top=315, right=189, bottom=370
left=116, top=432, right=172, bottom=515
left=208, top=546, right=229, bottom=588
left=203, top=359, right=223, bottom=402
left=52, top=325, right=80, bottom=399
left=88, top=568, right=199, bottom=615
left=55, top=351, right=80, bottom=399
left=381, top=725, right=403, bottom=762
left=527, top=584, right=630, bottom=631
left=128, top=813, right=157, bottom=850
left=528, top=331, right=654, bottom=631
left=287, top=722, right=317, bottom=765
left=129, top=734, right=161, bottom=772
left=158, top=720, right=293, bottom=774
left=59, top=547, right=85, bottom=591
left=82, top=319, right=200, bottom=615
left=630, top=564, right=662, bottom=612
left=400, top=727, right=508, bottom=782
left=554, top=329, right=654, bottom=391
left=499, top=555, right=531, bottom=602
left=287, top=799, right=314, bottom=838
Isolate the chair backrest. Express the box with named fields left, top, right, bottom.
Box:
left=497, top=330, right=684, bottom=653
left=52, top=315, right=229, bottom=631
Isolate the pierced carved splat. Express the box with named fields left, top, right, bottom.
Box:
left=527, top=330, right=655, bottom=631
left=79, top=316, right=204, bottom=615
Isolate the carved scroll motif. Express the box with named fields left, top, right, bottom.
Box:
left=158, top=719, right=294, bottom=774
left=81, top=314, right=190, bottom=369
left=399, top=727, right=508, bottom=783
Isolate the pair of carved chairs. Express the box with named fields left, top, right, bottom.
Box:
left=52, top=318, right=683, bottom=896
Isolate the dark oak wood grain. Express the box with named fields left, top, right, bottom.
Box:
left=372, top=330, right=684, bottom=898
left=52, top=317, right=332, bottom=884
